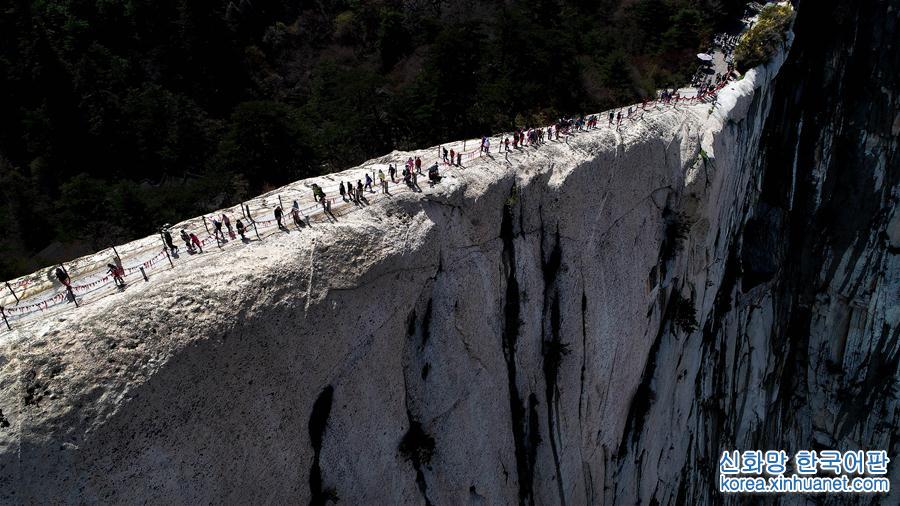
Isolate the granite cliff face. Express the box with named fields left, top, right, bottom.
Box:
left=612, top=1, right=899, bottom=504
left=0, top=1, right=896, bottom=504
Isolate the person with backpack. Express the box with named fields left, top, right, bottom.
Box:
left=442, top=147, right=449, bottom=162
left=389, top=164, right=397, bottom=182
left=415, top=157, right=422, bottom=175
left=356, top=180, right=364, bottom=198
left=339, top=181, right=347, bottom=201
left=365, top=173, right=373, bottom=193
left=235, top=221, right=246, bottom=242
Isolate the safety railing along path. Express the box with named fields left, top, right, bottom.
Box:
left=0, top=80, right=735, bottom=332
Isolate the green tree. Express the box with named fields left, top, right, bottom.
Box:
left=218, top=101, right=317, bottom=188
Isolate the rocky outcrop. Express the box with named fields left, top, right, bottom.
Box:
left=0, top=1, right=896, bottom=503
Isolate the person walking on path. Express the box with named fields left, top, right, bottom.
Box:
left=274, top=205, right=285, bottom=230
left=457, top=152, right=462, bottom=166
left=54, top=266, right=76, bottom=304
left=213, top=217, right=225, bottom=242
left=442, top=147, right=449, bottom=162
left=188, top=232, right=203, bottom=253
left=292, top=200, right=303, bottom=228
left=365, top=173, right=374, bottom=192
left=378, top=169, right=387, bottom=193
left=235, top=221, right=246, bottom=242
left=356, top=180, right=364, bottom=199
left=190, top=232, right=204, bottom=252
left=163, top=228, right=178, bottom=255
left=389, top=164, right=397, bottom=182
left=339, top=181, right=346, bottom=201
left=107, top=262, right=125, bottom=288
left=449, top=149, right=455, bottom=166
left=180, top=229, right=193, bottom=253
left=54, top=266, right=70, bottom=287
left=223, top=214, right=235, bottom=239
left=415, top=156, right=423, bottom=175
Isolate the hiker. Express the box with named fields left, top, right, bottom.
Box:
left=180, top=229, right=193, bottom=252
left=443, top=147, right=449, bottom=162
left=505, top=138, right=510, bottom=151
left=428, top=163, right=440, bottom=184
left=312, top=184, right=325, bottom=203
left=292, top=200, right=303, bottom=228
left=415, top=156, right=422, bottom=175
left=457, top=152, right=462, bottom=166
left=54, top=266, right=70, bottom=287
left=223, top=214, right=235, bottom=239
left=356, top=180, right=364, bottom=198
left=449, top=149, right=455, bottom=166
left=190, top=232, right=204, bottom=252
left=616, top=111, right=622, bottom=126
left=608, top=111, right=614, bottom=125
left=213, top=217, right=224, bottom=242
left=483, top=137, right=490, bottom=153
left=107, top=262, right=125, bottom=287
left=162, top=228, right=178, bottom=255
left=235, top=221, right=246, bottom=242
left=274, top=205, right=284, bottom=229
left=389, top=164, right=397, bottom=182
left=378, top=169, right=387, bottom=193
left=365, top=173, right=373, bottom=192
left=339, top=181, right=346, bottom=201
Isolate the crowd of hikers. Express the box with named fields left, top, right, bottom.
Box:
left=4, top=63, right=742, bottom=326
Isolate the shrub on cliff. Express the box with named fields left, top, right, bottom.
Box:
left=734, top=3, right=795, bottom=72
